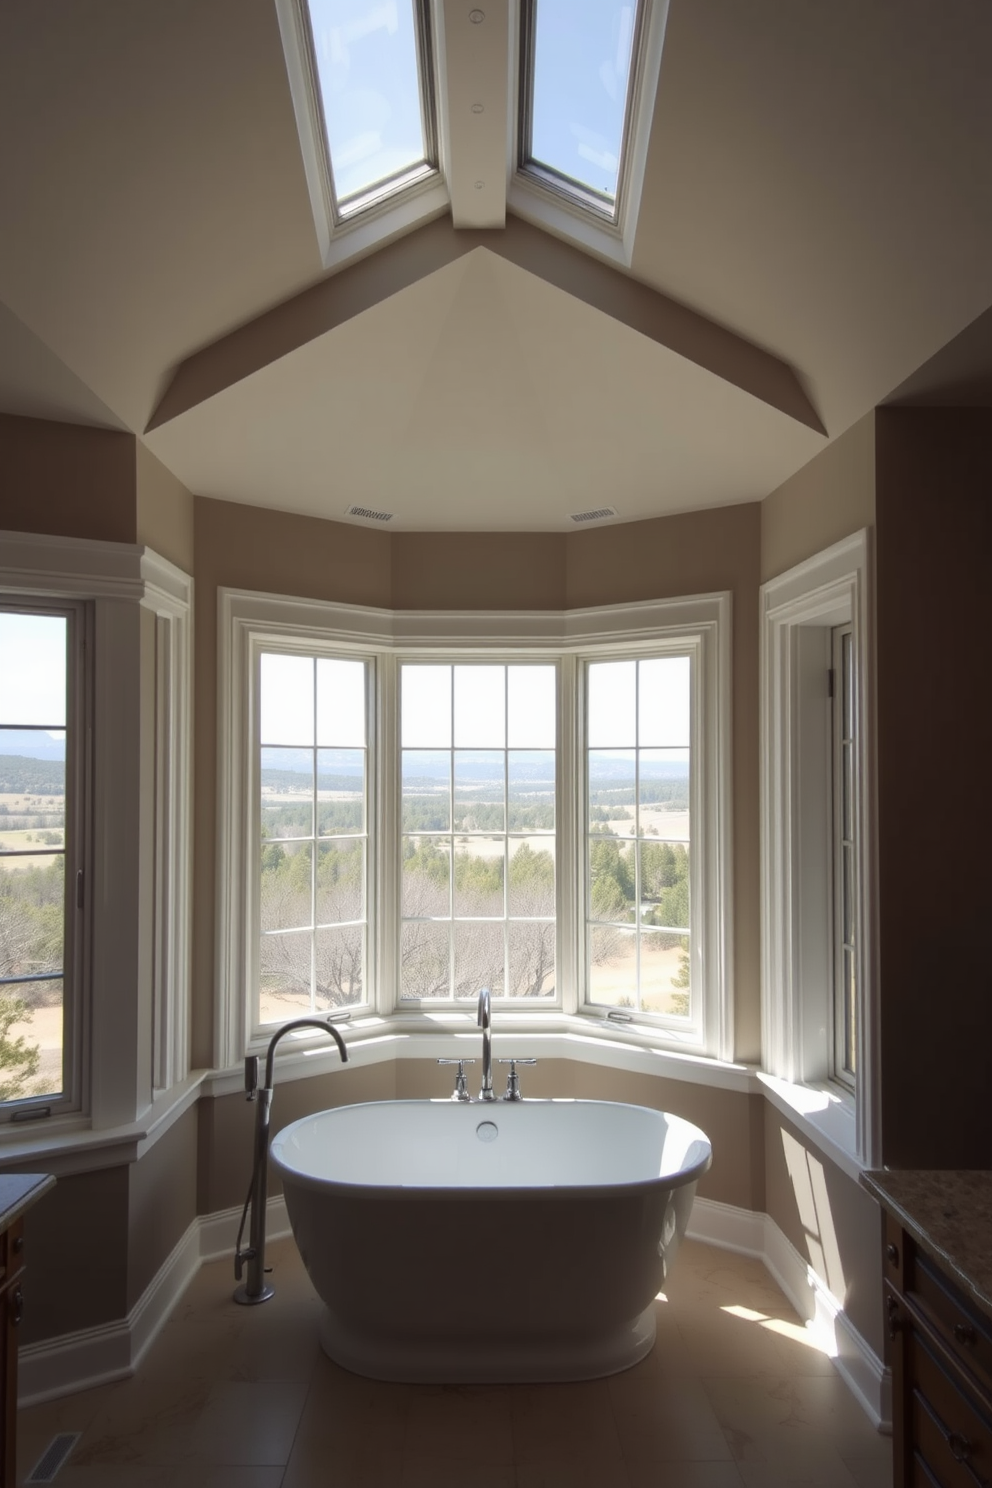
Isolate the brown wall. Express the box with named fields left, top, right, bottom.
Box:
left=199, top=1057, right=762, bottom=1217
left=135, top=440, right=194, bottom=573
left=127, top=1106, right=199, bottom=1309
left=190, top=498, right=763, bottom=1066
left=760, top=412, right=876, bottom=582
left=18, top=1165, right=130, bottom=1344
left=764, top=1109, right=884, bottom=1357
left=0, top=412, right=137, bottom=543
left=874, top=408, right=992, bottom=1167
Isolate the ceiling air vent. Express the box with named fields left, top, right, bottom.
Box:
left=345, top=505, right=394, bottom=524
left=569, top=505, right=618, bottom=524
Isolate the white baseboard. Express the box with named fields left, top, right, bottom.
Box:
left=688, top=1196, right=890, bottom=1431
left=22, top=1191, right=888, bottom=1431
left=18, top=1195, right=291, bottom=1406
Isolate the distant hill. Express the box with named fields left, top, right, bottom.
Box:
left=0, top=729, right=65, bottom=761
left=0, top=754, right=66, bottom=794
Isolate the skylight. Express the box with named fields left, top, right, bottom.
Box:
left=301, top=0, right=438, bottom=221
left=519, top=0, right=643, bottom=220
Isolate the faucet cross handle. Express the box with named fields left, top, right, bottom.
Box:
left=437, top=1057, right=475, bottom=1101
left=497, top=1056, right=537, bottom=1101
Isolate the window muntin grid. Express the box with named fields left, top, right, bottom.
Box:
left=256, top=650, right=370, bottom=1025
left=585, top=654, right=692, bottom=1022
left=399, top=662, right=557, bottom=1002
left=0, top=606, right=76, bottom=1114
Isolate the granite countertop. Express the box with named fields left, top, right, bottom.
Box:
left=0, top=1172, right=56, bottom=1235
left=861, top=1169, right=992, bottom=1320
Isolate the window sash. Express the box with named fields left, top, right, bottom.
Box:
left=0, top=599, right=88, bottom=1123
left=831, top=624, right=856, bottom=1090
left=251, top=644, right=373, bottom=1035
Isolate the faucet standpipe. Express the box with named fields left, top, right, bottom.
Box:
left=233, top=1017, right=348, bottom=1306
left=477, top=987, right=496, bottom=1101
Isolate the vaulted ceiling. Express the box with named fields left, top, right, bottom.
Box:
left=2, top=0, right=991, bottom=531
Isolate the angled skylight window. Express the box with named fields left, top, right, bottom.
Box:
left=520, top=0, right=643, bottom=220
left=304, top=0, right=438, bottom=218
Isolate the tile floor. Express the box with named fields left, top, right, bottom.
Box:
left=17, top=1236, right=892, bottom=1487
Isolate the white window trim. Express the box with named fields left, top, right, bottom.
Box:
left=759, top=529, right=877, bottom=1169
left=217, top=587, right=732, bottom=1070
left=0, top=530, right=191, bottom=1137
left=508, top=0, right=671, bottom=268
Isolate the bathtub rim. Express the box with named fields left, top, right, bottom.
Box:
left=269, top=1096, right=714, bottom=1196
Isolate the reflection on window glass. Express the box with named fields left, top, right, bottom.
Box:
left=586, top=653, right=691, bottom=1021
left=307, top=0, right=429, bottom=207
left=527, top=0, right=639, bottom=206
left=258, top=650, right=368, bottom=1024
left=400, top=663, right=556, bottom=1001
left=0, top=609, right=69, bottom=1106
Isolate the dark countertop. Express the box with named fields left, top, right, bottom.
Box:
left=861, top=1169, right=992, bottom=1320
left=0, top=1172, right=56, bottom=1236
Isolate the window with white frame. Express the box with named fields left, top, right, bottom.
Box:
left=584, top=653, right=693, bottom=1027
left=220, top=590, right=732, bottom=1067
left=0, top=602, right=88, bottom=1121
left=0, top=531, right=192, bottom=1136
left=760, top=530, right=875, bottom=1163
left=399, top=661, right=557, bottom=1003
left=256, top=649, right=371, bottom=1025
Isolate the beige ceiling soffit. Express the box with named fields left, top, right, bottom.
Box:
left=441, top=1, right=509, bottom=229
left=489, top=219, right=825, bottom=436
left=146, top=218, right=477, bottom=431
left=148, top=217, right=823, bottom=436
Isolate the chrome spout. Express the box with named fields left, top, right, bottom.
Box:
left=477, top=987, right=496, bottom=1101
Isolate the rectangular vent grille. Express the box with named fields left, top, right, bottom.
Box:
left=27, top=1433, right=80, bottom=1483
left=345, top=505, right=394, bottom=523
left=569, top=506, right=618, bottom=524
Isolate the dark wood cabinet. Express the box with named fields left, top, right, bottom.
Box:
left=0, top=1174, right=55, bottom=1488
left=885, top=1213, right=992, bottom=1487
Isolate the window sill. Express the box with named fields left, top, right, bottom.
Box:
left=0, top=1071, right=206, bottom=1177
left=757, top=1071, right=861, bottom=1183
left=202, top=1012, right=755, bottom=1099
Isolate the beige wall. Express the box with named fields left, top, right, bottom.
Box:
left=764, top=1109, right=883, bottom=1357
left=135, top=440, right=195, bottom=573
left=760, top=412, right=876, bottom=582
left=0, top=411, right=137, bottom=543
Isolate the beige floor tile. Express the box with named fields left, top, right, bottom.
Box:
left=516, top=1458, right=634, bottom=1487
left=53, top=1467, right=285, bottom=1488
left=403, top=1383, right=514, bottom=1463
left=609, top=1373, right=734, bottom=1462
left=700, top=1375, right=888, bottom=1466
left=401, top=1453, right=521, bottom=1487
left=840, top=1452, right=894, bottom=1488
left=281, top=1436, right=405, bottom=1488
left=184, top=1378, right=310, bottom=1464
left=736, top=1449, right=863, bottom=1487
left=511, top=1379, right=623, bottom=1462
left=625, top=1464, right=745, bottom=1488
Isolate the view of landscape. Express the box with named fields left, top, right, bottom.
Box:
left=257, top=654, right=692, bottom=1023
left=1, top=725, right=68, bottom=1103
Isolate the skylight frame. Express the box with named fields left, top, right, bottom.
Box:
left=508, top=0, right=670, bottom=269
left=277, top=0, right=450, bottom=270
left=516, top=0, right=647, bottom=229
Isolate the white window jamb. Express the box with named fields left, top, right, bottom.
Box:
left=759, top=530, right=876, bottom=1166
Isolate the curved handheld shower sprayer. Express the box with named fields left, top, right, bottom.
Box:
left=233, top=1016, right=348, bottom=1305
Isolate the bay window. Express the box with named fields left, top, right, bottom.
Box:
left=220, top=589, right=731, bottom=1068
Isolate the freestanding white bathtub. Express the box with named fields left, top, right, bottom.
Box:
left=270, top=1098, right=712, bottom=1383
